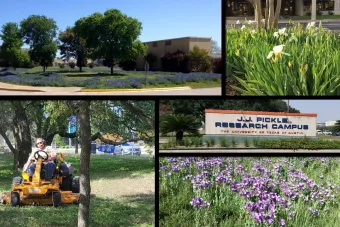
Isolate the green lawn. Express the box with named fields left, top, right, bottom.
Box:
left=317, top=134, right=340, bottom=140
left=0, top=153, right=155, bottom=227
left=291, top=15, right=340, bottom=20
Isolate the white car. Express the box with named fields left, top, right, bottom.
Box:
left=323, top=131, right=332, bottom=135
left=115, top=142, right=141, bottom=155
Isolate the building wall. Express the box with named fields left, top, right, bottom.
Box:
left=325, top=120, right=337, bottom=127
left=136, top=37, right=211, bottom=71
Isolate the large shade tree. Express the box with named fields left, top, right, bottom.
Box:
left=74, top=9, right=147, bottom=75
left=0, top=22, right=30, bottom=69
left=20, top=15, right=58, bottom=72
left=59, top=27, right=88, bottom=72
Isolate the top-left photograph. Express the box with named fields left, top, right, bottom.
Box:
left=0, top=0, right=221, bottom=96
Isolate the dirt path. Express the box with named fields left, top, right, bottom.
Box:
left=90, top=172, right=154, bottom=199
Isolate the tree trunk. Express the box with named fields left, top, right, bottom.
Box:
left=11, top=101, right=32, bottom=168
left=43, top=66, right=46, bottom=72
left=77, top=100, right=91, bottom=227
left=274, top=0, right=282, bottom=28
left=268, top=0, right=275, bottom=29
left=253, top=0, right=263, bottom=29
left=176, top=131, right=183, bottom=142
left=79, top=66, right=82, bottom=72
left=265, top=0, right=269, bottom=29
left=111, top=65, right=113, bottom=75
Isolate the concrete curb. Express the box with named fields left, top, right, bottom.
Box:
left=80, top=86, right=192, bottom=92
left=0, top=87, right=44, bottom=92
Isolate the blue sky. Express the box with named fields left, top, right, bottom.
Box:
left=284, top=100, right=340, bottom=123
left=0, top=0, right=221, bottom=56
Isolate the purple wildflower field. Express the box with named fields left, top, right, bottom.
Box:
left=159, top=157, right=340, bottom=227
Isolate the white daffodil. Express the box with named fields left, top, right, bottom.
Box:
left=236, top=20, right=240, bottom=24
left=241, top=25, right=246, bottom=30
left=289, top=36, right=298, bottom=43
left=267, top=45, right=290, bottom=60
left=251, top=30, right=256, bottom=35
left=274, top=32, right=279, bottom=38
left=248, top=20, right=255, bottom=25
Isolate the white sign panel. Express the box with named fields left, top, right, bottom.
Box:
left=205, top=110, right=317, bottom=137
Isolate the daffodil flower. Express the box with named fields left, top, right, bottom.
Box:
left=236, top=20, right=240, bottom=24
left=267, top=45, right=291, bottom=61
left=248, top=20, right=254, bottom=25
left=241, top=25, right=246, bottom=30
left=274, top=32, right=279, bottom=38
left=278, top=27, right=288, bottom=36
left=251, top=30, right=256, bottom=35
left=307, top=22, right=316, bottom=29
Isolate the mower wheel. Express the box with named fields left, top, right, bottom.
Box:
left=72, top=176, right=80, bottom=193
left=11, top=192, right=20, bottom=206
left=12, top=177, right=23, bottom=187
left=53, top=192, right=61, bottom=207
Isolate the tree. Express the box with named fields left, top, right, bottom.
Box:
left=77, top=100, right=91, bottom=227
left=210, top=40, right=221, bottom=56
left=247, top=0, right=282, bottom=29
left=188, top=46, right=212, bottom=72
left=59, top=27, right=88, bottom=72
left=160, top=114, right=201, bottom=142
left=0, top=22, right=24, bottom=69
left=161, top=99, right=299, bottom=122
left=20, top=15, right=58, bottom=72
left=333, top=120, right=340, bottom=132
left=74, top=9, right=147, bottom=75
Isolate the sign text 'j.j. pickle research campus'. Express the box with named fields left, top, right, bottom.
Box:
left=205, top=110, right=317, bottom=137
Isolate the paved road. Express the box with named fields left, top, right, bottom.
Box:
left=0, top=87, right=221, bottom=96
left=160, top=149, right=340, bottom=153
left=226, top=21, right=340, bottom=30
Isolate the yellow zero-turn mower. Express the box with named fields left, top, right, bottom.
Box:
left=0, top=150, right=80, bottom=207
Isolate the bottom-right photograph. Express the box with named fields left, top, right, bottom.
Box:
left=159, top=157, right=340, bottom=227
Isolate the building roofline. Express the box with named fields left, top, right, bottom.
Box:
left=143, top=36, right=212, bottom=43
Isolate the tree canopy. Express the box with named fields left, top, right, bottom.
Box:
left=74, top=9, right=147, bottom=75
left=20, top=15, right=58, bottom=72
left=160, top=99, right=300, bottom=122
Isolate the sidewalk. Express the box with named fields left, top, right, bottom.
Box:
left=0, top=81, right=192, bottom=93
left=226, top=17, right=340, bottom=24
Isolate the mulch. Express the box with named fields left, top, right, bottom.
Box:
left=226, top=77, right=242, bottom=96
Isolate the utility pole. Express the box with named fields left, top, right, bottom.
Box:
left=311, top=0, right=317, bottom=21
left=287, top=100, right=290, bottom=113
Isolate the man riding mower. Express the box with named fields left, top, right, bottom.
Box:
left=0, top=150, right=80, bottom=207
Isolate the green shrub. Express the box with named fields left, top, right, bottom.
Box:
left=257, top=137, right=340, bottom=149
left=59, top=63, right=65, bottom=68
left=88, top=62, right=94, bottom=68
left=119, top=60, right=136, bottom=71
left=219, top=136, right=229, bottom=147
left=191, top=137, right=202, bottom=147
left=68, top=62, right=76, bottom=69
left=244, top=137, right=250, bottom=147
left=184, top=137, right=191, bottom=147
left=252, top=137, right=260, bottom=147
left=231, top=137, right=237, bottom=148
left=188, top=46, right=212, bottom=72
left=161, top=50, right=190, bottom=73
left=212, top=57, right=222, bottom=73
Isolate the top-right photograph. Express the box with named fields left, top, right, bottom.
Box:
left=226, top=0, right=340, bottom=96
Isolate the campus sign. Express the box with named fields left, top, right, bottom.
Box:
left=205, top=110, right=317, bottom=137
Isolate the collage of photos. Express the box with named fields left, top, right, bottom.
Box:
left=0, top=0, right=340, bottom=227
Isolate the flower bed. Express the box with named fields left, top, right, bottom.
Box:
left=0, top=72, right=221, bottom=89
left=227, top=21, right=340, bottom=95
left=160, top=157, right=340, bottom=226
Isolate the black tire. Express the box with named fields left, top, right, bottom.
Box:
left=53, top=192, right=61, bottom=207
left=12, top=177, right=23, bottom=187
left=11, top=192, right=20, bottom=206
left=60, top=175, right=72, bottom=191
left=71, top=176, right=80, bottom=193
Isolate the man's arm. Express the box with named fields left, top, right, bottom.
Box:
left=23, top=151, right=35, bottom=172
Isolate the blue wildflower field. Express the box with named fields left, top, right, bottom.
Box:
left=0, top=68, right=221, bottom=89
left=160, top=157, right=340, bottom=227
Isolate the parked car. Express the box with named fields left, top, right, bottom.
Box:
left=116, top=142, right=141, bottom=155
left=332, top=132, right=340, bottom=136
left=316, top=130, right=323, bottom=135
left=323, top=131, right=332, bottom=135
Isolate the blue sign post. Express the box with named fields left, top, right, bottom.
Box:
left=67, top=115, right=77, bottom=147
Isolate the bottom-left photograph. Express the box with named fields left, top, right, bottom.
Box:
left=0, top=100, right=155, bottom=227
